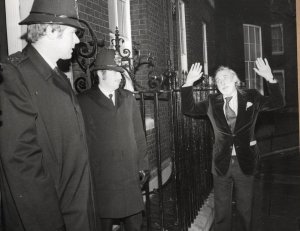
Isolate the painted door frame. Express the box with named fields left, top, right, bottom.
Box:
left=5, top=0, right=33, bottom=55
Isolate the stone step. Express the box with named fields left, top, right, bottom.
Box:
left=188, top=192, right=214, bottom=231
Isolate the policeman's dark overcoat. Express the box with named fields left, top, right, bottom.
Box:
left=0, top=45, right=95, bottom=231
left=78, top=86, right=148, bottom=218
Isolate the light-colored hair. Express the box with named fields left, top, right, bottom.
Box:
left=215, top=66, right=241, bottom=86
left=27, top=24, right=65, bottom=43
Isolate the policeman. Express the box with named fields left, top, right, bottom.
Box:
left=0, top=0, right=95, bottom=231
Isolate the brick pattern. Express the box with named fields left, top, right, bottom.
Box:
left=78, top=0, right=110, bottom=44
left=131, top=0, right=174, bottom=169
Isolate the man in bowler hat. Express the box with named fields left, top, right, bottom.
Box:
left=0, top=0, right=95, bottom=231
left=78, top=48, right=148, bottom=231
left=181, top=58, right=284, bottom=231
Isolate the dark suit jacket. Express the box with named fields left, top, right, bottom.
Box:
left=78, top=87, right=148, bottom=218
left=0, top=45, right=94, bottom=231
left=181, top=83, right=284, bottom=176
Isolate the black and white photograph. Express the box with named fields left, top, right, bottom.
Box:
left=0, top=0, right=299, bottom=231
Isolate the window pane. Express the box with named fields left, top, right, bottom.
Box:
left=271, top=24, right=284, bottom=53
left=243, top=26, right=249, bottom=43
left=243, top=24, right=262, bottom=92
left=244, top=44, right=249, bottom=61
left=249, top=26, right=255, bottom=43
left=255, top=27, right=260, bottom=44
left=249, top=44, right=255, bottom=61
left=256, top=44, right=261, bottom=57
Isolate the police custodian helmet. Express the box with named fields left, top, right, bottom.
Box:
left=19, top=0, right=84, bottom=31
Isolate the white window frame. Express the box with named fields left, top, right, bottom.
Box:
left=108, top=0, right=132, bottom=57
left=273, top=69, right=285, bottom=98
left=202, top=22, right=208, bottom=75
left=178, top=0, right=188, bottom=72
left=271, top=24, right=284, bottom=55
left=243, top=24, right=263, bottom=94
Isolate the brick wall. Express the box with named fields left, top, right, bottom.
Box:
left=185, top=0, right=216, bottom=74
left=78, top=0, right=110, bottom=44
left=131, top=0, right=175, bottom=169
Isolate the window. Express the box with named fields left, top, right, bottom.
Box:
left=243, top=24, right=263, bottom=94
left=108, top=0, right=132, bottom=56
left=202, top=22, right=208, bottom=75
left=273, top=70, right=285, bottom=99
left=271, top=24, right=284, bottom=55
left=178, top=0, right=188, bottom=72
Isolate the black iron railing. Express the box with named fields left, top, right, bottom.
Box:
left=128, top=75, right=215, bottom=231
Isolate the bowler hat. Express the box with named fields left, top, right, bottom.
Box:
left=92, top=49, right=124, bottom=73
left=19, top=0, right=84, bottom=31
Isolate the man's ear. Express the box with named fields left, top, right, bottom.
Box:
left=97, top=71, right=106, bottom=81
left=45, top=25, right=59, bottom=40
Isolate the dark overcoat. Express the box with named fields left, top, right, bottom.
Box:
left=181, top=83, right=284, bottom=176
left=0, top=45, right=95, bottom=231
left=78, top=86, right=148, bottom=218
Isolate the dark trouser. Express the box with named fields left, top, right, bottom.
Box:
left=100, top=212, right=143, bottom=231
left=213, top=156, right=254, bottom=231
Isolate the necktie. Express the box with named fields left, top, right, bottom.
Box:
left=109, top=94, right=114, bottom=105
left=225, top=96, right=236, bottom=132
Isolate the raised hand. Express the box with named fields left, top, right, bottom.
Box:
left=253, top=58, right=276, bottom=83
left=183, top=62, right=203, bottom=87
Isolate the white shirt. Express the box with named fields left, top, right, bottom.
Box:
left=99, top=86, right=115, bottom=105
left=223, top=90, right=238, bottom=156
